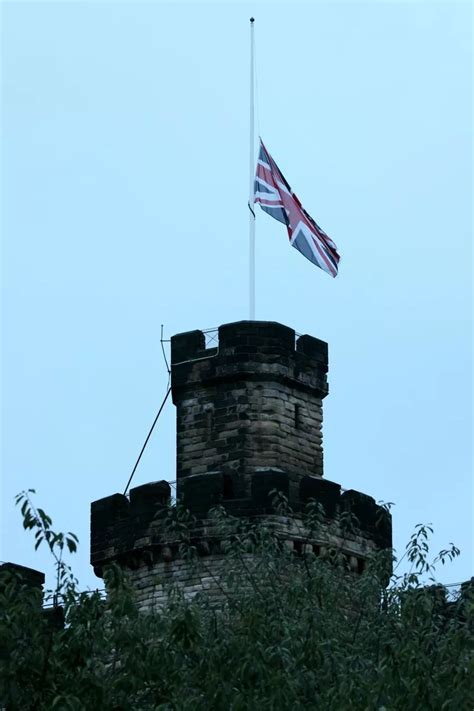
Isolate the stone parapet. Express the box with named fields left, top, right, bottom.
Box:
left=90, top=475, right=392, bottom=579
left=0, top=562, right=45, bottom=589
left=171, top=321, right=328, bottom=395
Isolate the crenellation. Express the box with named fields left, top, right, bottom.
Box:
left=91, top=320, right=392, bottom=606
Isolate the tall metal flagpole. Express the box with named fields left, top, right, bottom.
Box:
left=248, top=17, right=256, bottom=320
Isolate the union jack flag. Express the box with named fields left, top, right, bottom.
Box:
left=254, top=139, right=340, bottom=277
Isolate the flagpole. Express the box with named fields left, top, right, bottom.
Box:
left=248, top=16, right=256, bottom=320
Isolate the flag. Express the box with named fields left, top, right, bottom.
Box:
left=254, top=139, right=340, bottom=277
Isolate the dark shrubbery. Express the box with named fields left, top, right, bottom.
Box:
left=0, top=491, right=472, bottom=710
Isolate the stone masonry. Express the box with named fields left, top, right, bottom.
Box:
left=91, top=321, right=392, bottom=607
left=172, top=321, right=328, bottom=493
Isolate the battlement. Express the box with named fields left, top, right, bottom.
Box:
left=90, top=474, right=391, bottom=577
left=175, top=471, right=391, bottom=550
left=171, top=321, right=328, bottom=399
left=171, top=321, right=328, bottom=363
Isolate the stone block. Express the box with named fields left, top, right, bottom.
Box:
left=0, top=562, right=45, bottom=589
left=299, top=476, right=341, bottom=517
left=251, top=470, right=289, bottom=510
left=340, top=490, right=377, bottom=533
left=91, top=493, right=129, bottom=528
left=171, top=330, right=206, bottom=364
left=182, top=472, right=224, bottom=514
left=129, top=481, right=171, bottom=515
left=296, top=334, right=328, bottom=366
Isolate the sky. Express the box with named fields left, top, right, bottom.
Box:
left=1, top=1, right=472, bottom=594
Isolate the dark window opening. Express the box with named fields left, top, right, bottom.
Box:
left=223, top=474, right=234, bottom=500
left=357, top=558, right=366, bottom=575
left=205, top=408, right=213, bottom=439
left=295, top=404, right=301, bottom=429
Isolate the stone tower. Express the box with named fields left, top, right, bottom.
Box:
left=91, top=321, right=391, bottom=609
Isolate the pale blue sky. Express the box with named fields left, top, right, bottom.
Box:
left=1, top=1, right=472, bottom=592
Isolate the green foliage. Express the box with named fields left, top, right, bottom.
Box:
left=0, top=492, right=472, bottom=710
left=14, top=490, right=78, bottom=605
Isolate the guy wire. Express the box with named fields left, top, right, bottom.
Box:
left=123, top=327, right=172, bottom=496
left=123, top=385, right=172, bottom=496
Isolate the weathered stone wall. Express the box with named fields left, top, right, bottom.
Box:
left=91, top=477, right=392, bottom=572
left=172, top=321, right=328, bottom=485
left=101, top=511, right=386, bottom=611
left=129, top=555, right=229, bottom=611
left=90, top=477, right=392, bottom=606
left=176, top=381, right=324, bottom=496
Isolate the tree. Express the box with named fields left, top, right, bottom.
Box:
left=0, top=491, right=472, bottom=710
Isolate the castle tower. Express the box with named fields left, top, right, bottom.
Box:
left=172, top=321, right=328, bottom=511
left=90, top=321, right=392, bottom=609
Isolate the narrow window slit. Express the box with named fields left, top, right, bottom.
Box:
left=204, top=405, right=214, bottom=440
left=295, top=404, right=301, bottom=429
left=223, top=474, right=234, bottom=500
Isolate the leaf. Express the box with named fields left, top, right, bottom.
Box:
left=37, top=508, right=52, bottom=528
left=66, top=538, right=77, bottom=554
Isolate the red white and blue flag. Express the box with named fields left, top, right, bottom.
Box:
left=254, top=139, right=340, bottom=277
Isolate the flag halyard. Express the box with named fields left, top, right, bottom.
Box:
left=254, top=139, right=340, bottom=277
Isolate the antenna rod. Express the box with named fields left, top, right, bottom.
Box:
left=248, top=17, right=256, bottom=320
